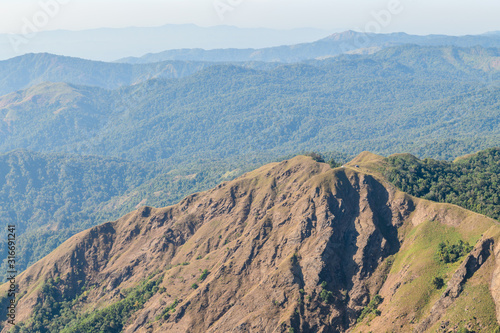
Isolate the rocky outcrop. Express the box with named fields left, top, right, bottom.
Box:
left=415, top=238, right=494, bottom=332
left=490, top=238, right=500, bottom=324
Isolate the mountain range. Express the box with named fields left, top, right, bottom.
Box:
left=1, top=45, right=499, bottom=163
left=0, top=29, right=499, bottom=332
left=0, top=53, right=253, bottom=97
left=0, top=43, right=499, bottom=274
left=0, top=25, right=330, bottom=62
left=118, top=30, right=500, bottom=64
left=2, top=30, right=500, bottom=96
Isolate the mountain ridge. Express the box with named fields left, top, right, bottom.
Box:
left=2, top=45, right=499, bottom=164
left=0, top=24, right=330, bottom=62
left=0, top=54, right=227, bottom=96
left=118, top=30, right=500, bottom=64
left=0, top=148, right=272, bottom=274
left=1, top=154, right=498, bottom=332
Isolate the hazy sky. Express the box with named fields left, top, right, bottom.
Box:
left=1, top=0, right=499, bottom=35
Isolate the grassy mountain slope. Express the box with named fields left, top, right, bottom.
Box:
left=1, top=155, right=498, bottom=332
left=0, top=149, right=274, bottom=274
left=1, top=45, right=498, bottom=163
left=0, top=150, right=159, bottom=273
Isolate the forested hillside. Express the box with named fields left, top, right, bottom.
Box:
left=1, top=45, right=499, bottom=164
left=384, top=147, right=500, bottom=220
left=0, top=150, right=157, bottom=273
left=0, top=53, right=279, bottom=96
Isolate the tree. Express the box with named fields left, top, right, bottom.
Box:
left=328, top=158, right=341, bottom=168
left=305, top=152, right=325, bottom=163
left=432, top=277, right=445, bottom=289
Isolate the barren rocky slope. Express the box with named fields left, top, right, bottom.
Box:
left=1, top=154, right=499, bottom=332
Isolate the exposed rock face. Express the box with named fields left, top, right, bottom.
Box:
left=0, top=155, right=498, bottom=332
left=490, top=240, right=500, bottom=324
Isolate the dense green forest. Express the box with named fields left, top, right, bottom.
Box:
left=0, top=45, right=499, bottom=163
left=383, top=147, right=500, bottom=220
left=0, top=150, right=155, bottom=273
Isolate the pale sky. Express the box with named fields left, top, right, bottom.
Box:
left=1, top=0, right=499, bottom=35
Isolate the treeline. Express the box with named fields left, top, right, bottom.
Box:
left=384, top=148, right=500, bottom=220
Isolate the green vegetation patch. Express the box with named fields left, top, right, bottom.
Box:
left=436, top=240, right=473, bottom=264
left=384, top=148, right=500, bottom=221
left=357, top=295, right=383, bottom=323
left=318, top=281, right=333, bottom=304
left=198, top=269, right=209, bottom=282
left=156, top=299, right=179, bottom=321
left=60, top=276, right=163, bottom=333
left=11, top=275, right=163, bottom=333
